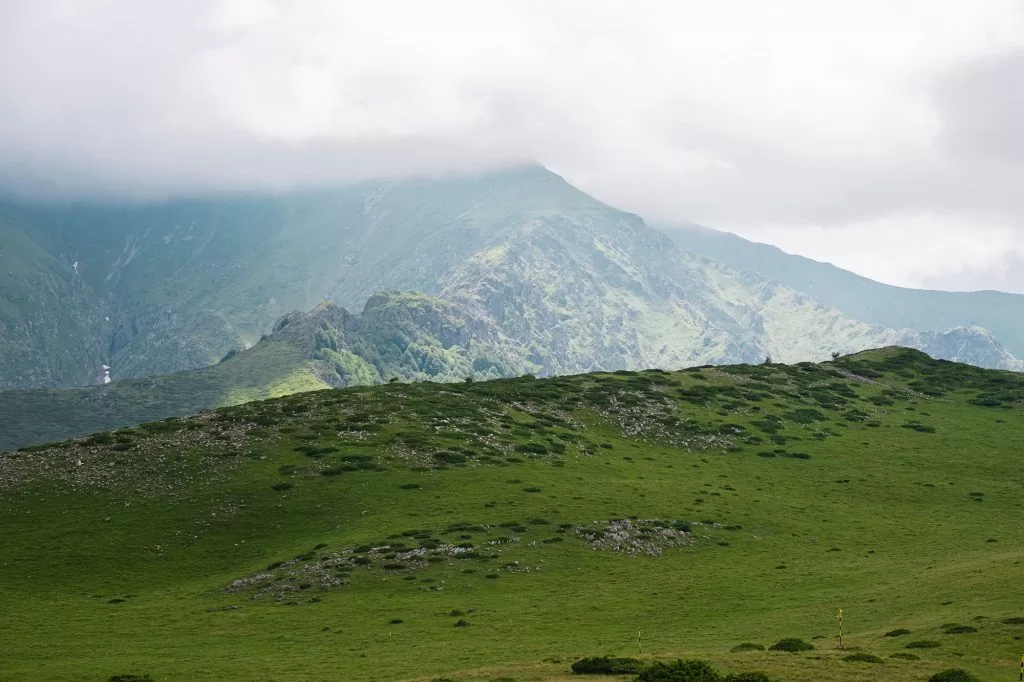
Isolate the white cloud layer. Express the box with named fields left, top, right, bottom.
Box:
left=2, top=1, right=1024, bottom=290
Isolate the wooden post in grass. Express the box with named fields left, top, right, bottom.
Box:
left=837, top=608, right=844, bottom=650
left=638, top=630, right=642, bottom=655
left=1019, top=653, right=1022, bottom=681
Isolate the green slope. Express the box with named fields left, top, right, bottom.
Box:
left=665, top=222, right=1024, bottom=357
left=2, top=348, right=1022, bottom=681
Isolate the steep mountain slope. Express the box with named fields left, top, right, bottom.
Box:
left=0, top=292, right=524, bottom=451
left=438, top=211, right=1023, bottom=372
left=0, top=167, right=575, bottom=388
left=3, top=166, right=1022, bottom=392
left=664, top=222, right=1024, bottom=357
left=2, top=349, right=1022, bottom=681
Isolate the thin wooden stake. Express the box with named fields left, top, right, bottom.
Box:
left=638, top=630, right=642, bottom=655
left=837, top=608, right=844, bottom=650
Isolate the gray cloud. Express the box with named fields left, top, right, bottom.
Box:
left=935, top=49, right=1024, bottom=165
left=2, top=1, right=1024, bottom=290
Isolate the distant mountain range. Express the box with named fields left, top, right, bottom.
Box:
left=1, top=165, right=1022, bottom=401
left=664, top=222, right=1024, bottom=358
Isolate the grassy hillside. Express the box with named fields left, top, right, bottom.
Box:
left=0, top=339, right=327, bottom=451
left=1, top=348, right=1023, bottom=681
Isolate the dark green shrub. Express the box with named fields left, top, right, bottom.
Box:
left=295, top=444, right=339, bottom=458
left=842, top=653, right=882, bottom=663
left=905, top=640, right=940, bottom=649
left=1002, top=616, right=1024, bottom=624
left=723, top=674, right=770, bottom=682
left=434, top=450, right=468, bottom=464
left=399, top=483, right=421, bottom=490
left=638, top=659, right=719, bottom=682
left=884, top=628, right=911, bottom=637
left=889, top=653, right=919, bottom=660
left=515, top=442, right=548, bottom=455
left=570, top=656, right=645, bottom=675
left=270, top=482, right=293, bottom=491
left=109, top=676, right=154, bottom=682
left=729, top=643, right=765, bottom=653
left=453, top=619, right=470, bottom=627
left=927, top=669, right=980, bottom=682
left=768, top=638, right=813, bottom=652
left=941, top=625, right=977, bottom=634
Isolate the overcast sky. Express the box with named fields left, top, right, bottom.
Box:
left=2, top=1, right=1024, bottom=292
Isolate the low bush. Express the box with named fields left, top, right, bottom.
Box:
left=729, top=643, right=765, bottom=653
left=1002, top=616, right=1024, bottom=625
left=638, top=659, right=719, bottom=682
left=941, top=624, right=977, bottom=634
left=890, top=653, right=919, bottom=660
left=570, top=656, right=645, bottom=675
left=884, top=628, right=911, bottom=637
left=842, top=653, right=882, bottom=663
left=905, top=640, right=940, bottom=649
left=927, top=669, right=980, bottom=682
left=768, top=638, right=813, bottom=652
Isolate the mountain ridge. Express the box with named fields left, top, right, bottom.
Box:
left=664, top=222, right=1024, bottom=357
left=3, top=165, right=1024, bottom=395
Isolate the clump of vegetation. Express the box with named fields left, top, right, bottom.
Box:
left=638, top=659, right=719, bottom=682
left=768, top=638, right=813, bottom=652
left=842, top=652, right=882, bottom=663
left=927, top=669, right=980, bottom=682
left=570, top=656, right=645, bottom=675
left=884, top=628, right=911, bottom=637
left=905, top=640, right=941, bottom=649
left=890, top=653, right=920, bottom=661
left=729, top=643, right=765, bottom=653
left=941, top=624, right=977, bottom=634
left=635, top=659, right=769, bottom=682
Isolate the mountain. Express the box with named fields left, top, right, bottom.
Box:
left=664, top=222, right=1024, bottom=357
left=2, top=166, right=1022, bottom=394
left=2, top=348, right=1022, bottom=680
left=6, top=289, right=1022, bottom=451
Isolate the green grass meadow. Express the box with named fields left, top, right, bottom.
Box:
left=2, top=348, right=1023, bottom=681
